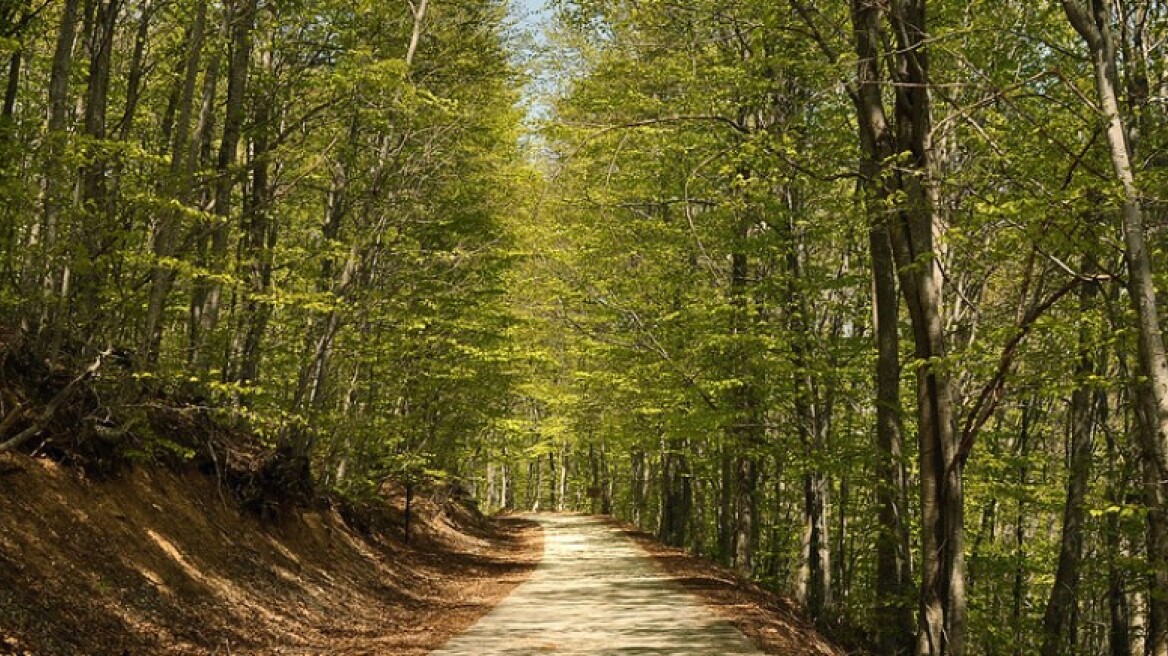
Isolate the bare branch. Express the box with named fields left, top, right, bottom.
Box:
left=0, top=350, right=110, bottom=454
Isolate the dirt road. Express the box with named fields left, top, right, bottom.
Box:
left=430, top=514, right=765, bottom=655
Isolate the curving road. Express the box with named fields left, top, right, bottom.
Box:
left=429, top=514, right=765, bottom=655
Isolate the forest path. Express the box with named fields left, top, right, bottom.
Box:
left=430, top=514, right=766, bottom=655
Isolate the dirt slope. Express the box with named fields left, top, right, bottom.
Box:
left=0, top=454, right=542, bottom=656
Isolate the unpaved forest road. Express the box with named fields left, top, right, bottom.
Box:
left=430, top=514, right=765, bottom=655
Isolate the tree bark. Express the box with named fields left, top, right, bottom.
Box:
left=2, top=50, right=20, bottom=122
left=1062, top=4, right=1168, bottom=652
left=848, top=0, right=966, bottom=652
left=784, top=206, right=833, bottom=621
left=872, top=224, right=915, bottom=651
left=234, top=43, right=275, bottom=385
left=187, top=8, right=225, bottom=365
left=34, top=0, right=83, bottom=333
left=849, top=3, right=917, bottom=648
left=73, top=0, right=122, bottom=326
left=141, top=0, right=207, bottom=365
left=728, top=244, right=760, bottom=575
left=191, top=0, right=257, bottom=372
left=114, top=0, right=152, bottom=140
left=1041, top=263, right=1100, bottom=656
left=659, top=441, right=692, bottom=547
left=797, top=469, right=831, bottom=620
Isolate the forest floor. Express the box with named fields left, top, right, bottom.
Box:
left=0, top=453, right=542, bottom=656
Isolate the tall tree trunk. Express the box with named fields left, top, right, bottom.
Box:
left=192, top=0, right=257, bottom=372
left=405, top=0, right=428, bottom=69
left=141, top=0, right=207, bottom=365
left=1041, top=264, right=1100, bottom=656
left=660, top=441, right=692, bottom=547
left=187, top=11, right=224, bottom=364
left=114, top=0, right=152, bottom=140
left=589, top=444, right=600, bottom=514
left=873, top=226, right=915, bottom=650
left=717, top=446, right=734, bottom=565
left=73, top=0, right=122, bottom=330
left=798, top=469, right=831, bottom=620
left=34, top=0, right=83, bottom=336
left=547, top=450, right=559, bottom=510
left=850, top=2, right=915, bottom=647
left=599, top=442, right=613, bottom=515
left=1011, top=401, right=1037, bottom=654
left=728, top=245, right=760, bottom=575
left=633, top=447, right=647, bottom=527
left=501, top=458, right=510, bottom=509
left=857, top=1, right=967, bottom=652
left=530, top=457, right=542, bottom=512
left=1062, top=4, right=1168, bottom=652
left=234, top=44, right=275, bottom=385
left=1145, top=447, right=1168, bottom=656
left=781, top=192, right=833, bottom=620
left=2, top=50, right=20, bottom=122
left=558, top=446, right=569, bottom=511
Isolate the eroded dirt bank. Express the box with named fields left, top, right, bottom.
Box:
left=0, top=454, right=542, bottom=656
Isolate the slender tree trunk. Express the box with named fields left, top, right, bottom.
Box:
left=850, top=0, right=967, bottom=649
left=34, top=0, right=83, bottom=335
left=187, top=15, right=224, bottom=364
left=114, top=0, right=151, bottom=140
left=1145, top=448, right=1168, bottom=656
left=797, top=469, right=831, bottom=619
left=73, top=0, right=121, bottom=328
left=659, top=442, right=692, bottom=547
left=589, top=444, right=600, bottom=514
left=1011, top=401, right=1036, bottom=653
left=545, top=450, right=556, bottom=509
left=1041, top=265, right=1100, bottom=656
left=193, top=0, right=257, bottom=371
left=876, top=3, right=967, bottom=652
left=633, top=447, right=647, bottom=527
left=1062, top=5, right=1168, bottom=652
left=779, top=190, right=834, bottom=619
left=873, top=225, right=915, bottom=651
left=141, top=0, right=207, bottom=365
left=851, top=1, right=915, bottom=647
left=405, top=0, right=428, bottom=69
left=600, top=443, right=612, bottom=515
left=235, top=44, right=275, bottom=384
left=2, top=50, right=20, bottom=122
left=501, top=458, right=510, bottom=510
left=718, top=446, right=734, bottom=565
left=836, top=475, right=851, bottom=600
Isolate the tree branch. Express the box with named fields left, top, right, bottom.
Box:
left=0, top=350, right=109, bottom=454
left=952, top=274, right=1112, bottom=470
